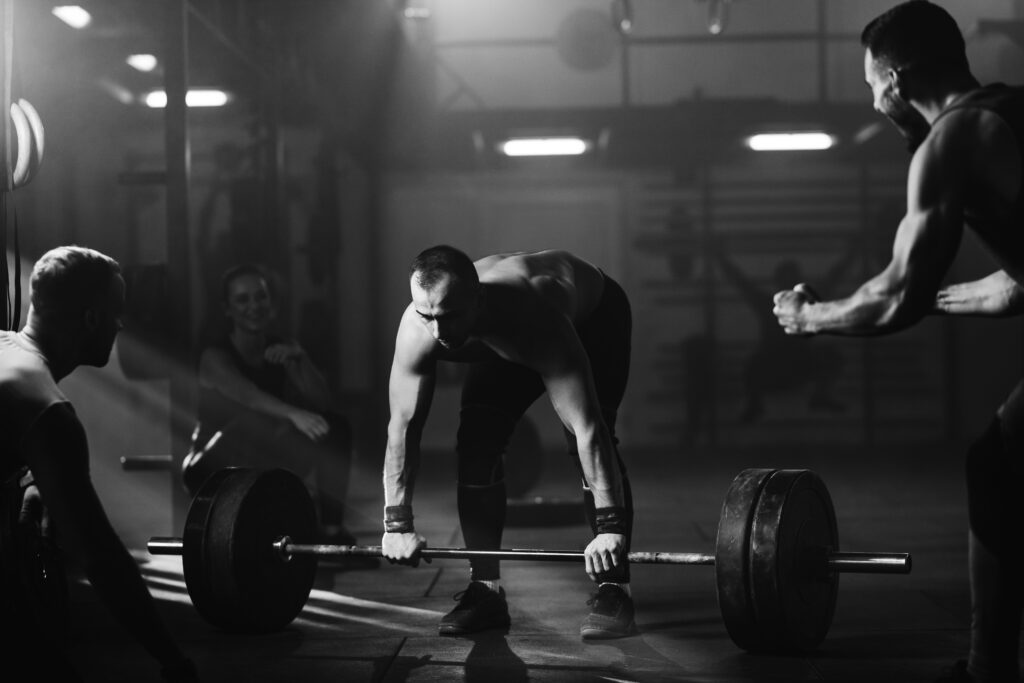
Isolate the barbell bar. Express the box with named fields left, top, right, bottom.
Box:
left=149, top=538, right=909, bottom=574
left=148, top=466, right=912, bottom=653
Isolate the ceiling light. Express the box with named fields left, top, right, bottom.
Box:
left=144, top=89, right=231, bottom=108
left=498, top=137, right=590, bottom=157
left=707, top=0, right=729, bottom=36
left=402, top=1, right=430, bottom=19
left=404, top=7, right=430, bottom=19
left=127, top=54, right=158, bottom=73
left=52, top=5, right=91, bottom=29
left=612, top=0, right=633, bottom=36
left=745, top=132, right=835, bottom=151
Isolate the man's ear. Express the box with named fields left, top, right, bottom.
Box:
left=891, top=67, right=910, bottom=101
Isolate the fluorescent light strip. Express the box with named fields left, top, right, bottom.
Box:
left=52, top=5, right=91, bottom=29
left=500, top=137, right=589, bottom=157
left=128, top=54, right=158, bottom=72
left=746, top=132, right=835, bottom=151
left=404, top=7, right=431, bottom=19
left=145, top=89, right=230, bottom=108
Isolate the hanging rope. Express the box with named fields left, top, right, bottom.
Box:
left=1, top=0, right=13, bottom=331
left=1, top=0, right=43, bottom=331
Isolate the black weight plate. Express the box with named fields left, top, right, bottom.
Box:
left=182, top=467, right=237, bottom=630
left=715, top=468, right=776, bottom=652
left=749, top=469, right=839, bottom=653
left=183, top=467, right=318, bottom=632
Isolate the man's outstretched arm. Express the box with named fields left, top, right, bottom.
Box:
left=774, top=117, right=966, bottom=336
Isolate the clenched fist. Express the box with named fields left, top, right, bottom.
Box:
left=773, top=282, right=820, bottom=335
left=584, top=532, right=626, bottom=581
left=382, top=531, right=428, bottom=567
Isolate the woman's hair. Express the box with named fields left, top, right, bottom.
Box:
left=220, top=263, right=271, bottom=304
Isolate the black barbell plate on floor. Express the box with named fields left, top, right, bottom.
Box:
left=714, top=467, right=776, bottom=652
left=749, top=469, right=840, bottom=653
left=183, top=467, right=318, bottom=633
left=182, top=467, right=234, bottom=631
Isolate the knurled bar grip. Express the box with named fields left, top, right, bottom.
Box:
left=147, top=536, right=911, bottom=574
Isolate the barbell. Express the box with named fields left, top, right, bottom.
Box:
left=148, top=466, right=911, bottom=653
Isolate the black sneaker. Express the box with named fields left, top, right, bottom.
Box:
left=580, top=584, right=637, bottom=640
left=438, top=582, right=510, bottom=636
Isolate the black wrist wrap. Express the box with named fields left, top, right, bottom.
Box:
left=384, top=505, right=414, bottom=533
left=594, top=506, right=628, bottom=535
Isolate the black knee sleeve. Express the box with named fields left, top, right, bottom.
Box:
left=458, top=482, right=506, bottom=580
left=965, top=419, right=1022, bottom=565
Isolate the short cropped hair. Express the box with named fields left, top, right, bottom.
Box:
left=861, top=1, right=968, bottom=75
left=220, top=263, right=271, bottom=304
left=30, top=245, right=121, bottom=313
left=410, top=245, right=479, bottom=290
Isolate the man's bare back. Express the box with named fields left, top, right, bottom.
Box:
left=473, top=250, right=606, bottom=325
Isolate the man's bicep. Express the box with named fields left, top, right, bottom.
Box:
left=892, top=202, right=962, bottom=290
left=388, top=326, right=436, bottom=425
left=884, top=138, right=965, bottom=293
left=906, top=121, right=967, bottom=216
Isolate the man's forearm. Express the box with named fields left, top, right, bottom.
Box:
left=800, top=282, right=922, bottom=336
left=383, top=432, right=420, bottom=507
left=576, top=433, right=624, bottom=509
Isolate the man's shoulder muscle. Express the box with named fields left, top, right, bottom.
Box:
left=394, top=305, right=436, bottom=368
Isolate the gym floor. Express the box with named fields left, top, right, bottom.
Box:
left=64, top=442, right=1007, bottom=682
